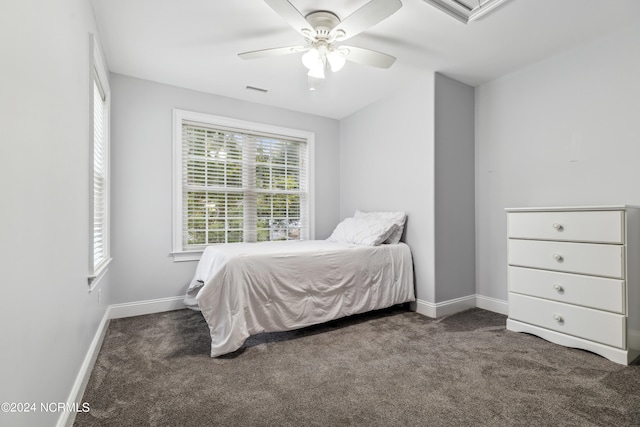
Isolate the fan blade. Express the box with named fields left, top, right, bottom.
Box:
left=238, top=46, right=307, bottom=60
left=330, top=0, right=402, bottom=41
left=341, top=46, right=396, bottom=68
left=264, top=0, right=313, bottom=38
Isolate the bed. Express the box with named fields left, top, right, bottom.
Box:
left=184, top=211, right=415, bottom=357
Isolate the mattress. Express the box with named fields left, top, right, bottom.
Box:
left=184, top=240, right=415, bottom=357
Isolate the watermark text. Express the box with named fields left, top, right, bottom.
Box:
left=1, top=402, right=90, bottom=413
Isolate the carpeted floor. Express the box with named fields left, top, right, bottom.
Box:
left=75, top=307, right=640, bottom=426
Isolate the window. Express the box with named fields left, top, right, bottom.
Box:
left=172, top=110, right=314, bottom=260
left=89, top=35, right=111, bottom=286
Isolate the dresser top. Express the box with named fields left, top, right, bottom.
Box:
left=505, top=205, right=640, bottom=212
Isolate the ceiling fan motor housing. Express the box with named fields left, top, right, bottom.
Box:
left=305, top=11, right=341, bottom=40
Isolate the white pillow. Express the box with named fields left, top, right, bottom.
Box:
left=327, top=217, right=398, bottom=246
left=354, top=210, right=406, bottom=244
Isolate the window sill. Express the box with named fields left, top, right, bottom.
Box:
left=88, top=257, right=112, bottom=292
left=171, top=251, right=203, bottom=262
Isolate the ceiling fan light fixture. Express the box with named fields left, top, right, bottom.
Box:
left=326, top=50, right=346, bottom=72
left=308, top=60, right=325, bottom=79
left=301, top=48, right=320, bottom=70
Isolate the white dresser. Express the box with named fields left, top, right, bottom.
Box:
left=505, top=206, right=640, bottom=365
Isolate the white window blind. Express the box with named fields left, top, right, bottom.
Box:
left=89, top=34, right=111, bottom=285
left=93, top=79, right=107, bottom=269
left=179, top=120, right=309, bottom=250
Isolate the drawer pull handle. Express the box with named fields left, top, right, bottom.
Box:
left=552, top=223, right=563, bottom=231
left=553, top=314, right=563, bottom=323
left=553, top=284, right=564, bottom=293
left=552, top=253, right=563, bottom=262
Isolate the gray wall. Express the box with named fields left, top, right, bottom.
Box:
left=0, top=1, right=110, bottom=426
left=434, top=73, right=476, bottom=302
left=339, top=73, right=476, bottom=305
left=340, top=74, right=437, bottom=302
left=475, top=25, right=640, bottom=302
left=109, top=74, right=340, bottom=304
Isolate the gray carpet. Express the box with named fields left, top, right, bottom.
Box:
left=75, top=307, right=640, bottom=426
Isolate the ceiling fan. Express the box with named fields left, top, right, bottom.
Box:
left=239, top=0, right=403, bottom=89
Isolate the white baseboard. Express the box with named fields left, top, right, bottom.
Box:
left=475, top=294, right=509, bottom=315
left=412, top=294, right=509, bottom=318
left=58, top=307, right=111, bottom=427
left=109, top=296, right=186, bottom=319
left=413, top=294, right=476, bottom=318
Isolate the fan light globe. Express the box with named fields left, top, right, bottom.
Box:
left=308, top=61, right=325, bottom=79
left=301, top=48, right=320, bottom=70
left=326, top=51, right=346, bottom=72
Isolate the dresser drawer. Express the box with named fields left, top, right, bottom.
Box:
left=508, top=266, right=625, bottom=313
left=508, top=239, right=624, bottom=278
left=508, top=210, right=624, bottom=243
left=509, top=293, right=626, bottom=348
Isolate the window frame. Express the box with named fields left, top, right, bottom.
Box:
left=88, top=34, right=112, bottom=288
left=171, top=109, right=315, bottom=261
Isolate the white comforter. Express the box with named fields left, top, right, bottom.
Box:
left=184, top=240, right=415, bottom=357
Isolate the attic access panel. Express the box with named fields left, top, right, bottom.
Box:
left=422, top=0, right=511, bottom=24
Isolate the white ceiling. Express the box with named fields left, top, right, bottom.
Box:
left=90, top=0, right=640, bottom=119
